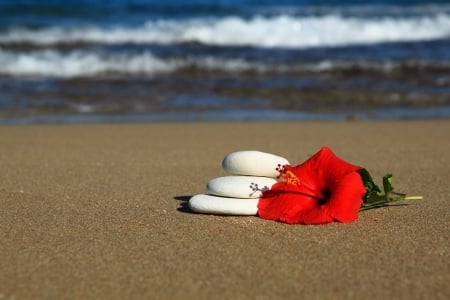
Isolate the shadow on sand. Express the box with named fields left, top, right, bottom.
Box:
left=173, top=195, right=193, bottom=213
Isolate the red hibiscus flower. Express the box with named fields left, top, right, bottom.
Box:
left=258, top=147, right=367, bottom=225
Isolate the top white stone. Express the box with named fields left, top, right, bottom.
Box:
left=222, top=150, right=289, bottom=178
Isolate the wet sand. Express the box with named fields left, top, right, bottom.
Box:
left=1, top=120, right=449, bottom=299
left=2, top=71, right=450, bottom=122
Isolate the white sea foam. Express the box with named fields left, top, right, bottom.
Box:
left=1, top=47, right=448, bottom=78
left=0, top=49, right=176, bottom=77
left=0, top=49, right=261, bottom=77
left=1, top=13, right=449, bottom=48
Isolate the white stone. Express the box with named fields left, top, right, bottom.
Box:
left=222, top=150, right=289, bottom=177
left=207, top=176, right=277, bottom=199
left=189, top=194, right=258, bottom=215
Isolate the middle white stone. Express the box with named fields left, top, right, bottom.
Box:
left=207, top=176, right=277, bottom=199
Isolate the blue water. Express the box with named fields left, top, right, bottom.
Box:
left=0, top=0, right=449, bottom=123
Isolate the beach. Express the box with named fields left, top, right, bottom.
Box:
left=1, top=120, right=449, bottom=299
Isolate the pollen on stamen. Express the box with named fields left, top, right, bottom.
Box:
left=275, top=164, right=286, bottom=179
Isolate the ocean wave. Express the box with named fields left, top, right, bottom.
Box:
left=0, top=49, right=262, bottom=77
left=1, top=48, right=449, bottom=78
left=1, top=13, right=449, bottom=48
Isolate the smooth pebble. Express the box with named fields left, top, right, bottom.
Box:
left=207, top=176, right=277, bottom=199
left=222, top=150, right=289, bottom=177
left=189, top=194, right=258, bottom=215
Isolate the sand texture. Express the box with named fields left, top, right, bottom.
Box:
left=1, top=121, right=449, bottom=299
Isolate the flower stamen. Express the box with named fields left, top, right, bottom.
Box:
left=276, top=164, right=301, bottom=186
left=249, top=182, right=270, bottom=197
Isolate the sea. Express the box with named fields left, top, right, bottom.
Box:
left=1, top=0, right=449, bottom=124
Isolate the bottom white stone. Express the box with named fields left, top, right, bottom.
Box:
left=189, top=194, right=258, bottom=215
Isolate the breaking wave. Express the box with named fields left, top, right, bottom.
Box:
left=1, top=13, right=449, bottom=48
left=0, top=49, right=263, bottom=77
left=1, top=48, right=449, bottom=78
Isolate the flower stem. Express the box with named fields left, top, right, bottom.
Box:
left=359, top=201, right=389, bottom=211
left=404, top=196, right=423, bottom=201
left=359, top=195, right=422, bottom=212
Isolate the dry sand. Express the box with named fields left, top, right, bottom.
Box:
left=1, top=120, right=449, bottom=299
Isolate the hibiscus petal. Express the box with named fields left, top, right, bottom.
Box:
left=322, top=172, right=366, bottom=223
left=318, top=147, right=361, bottom=187
left=258, top=189, right=333, bottom=224
left=289, top=204, right=334, bottom=225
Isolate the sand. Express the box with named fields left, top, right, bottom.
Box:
left=1, top=120, right=449, bottom=299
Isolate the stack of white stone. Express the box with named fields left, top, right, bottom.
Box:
left=189, top=151, right=290, bottom=215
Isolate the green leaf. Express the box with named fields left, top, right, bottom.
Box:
left=358, top=169, right=422, bottom=212
left=358, top=168, right=382, bottom=194
left=363, top=190, right=387, bottom=205
left=382, top=174, right=394, bottom=195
